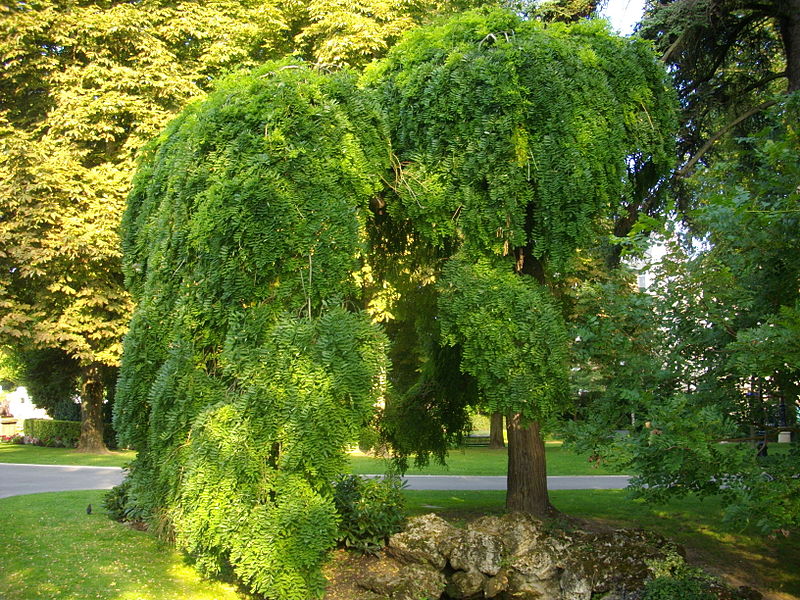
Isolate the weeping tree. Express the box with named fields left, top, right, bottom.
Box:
left=114, top=63, right=390, bottom=598
left=115, top=9, right=677, bottom=596
left=366, top=8, right=676, bottom=515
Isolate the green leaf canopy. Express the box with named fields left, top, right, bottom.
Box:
left=365, top=8, right=676, bottom=422
left=114, top=63, right=390, bottom=598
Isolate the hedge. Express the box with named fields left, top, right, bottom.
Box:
left=23, top=419, right=118, bottom=449
left=23, top=419, right=81, bottom=447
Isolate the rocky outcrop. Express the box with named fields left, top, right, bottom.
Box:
left=355, top=513, right=761, bottom=600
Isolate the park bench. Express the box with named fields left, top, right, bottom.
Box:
left=463, top=434, right=491, bottom=447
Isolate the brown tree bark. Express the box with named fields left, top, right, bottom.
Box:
left=778, top=0, right=800, bottom=92
left=77, top=363, right=108, bottom=453
left=488, top=412, right=505, bottom=448
left=505, top=413, right=553, bottom=517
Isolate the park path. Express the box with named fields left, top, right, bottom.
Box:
left=0, top=463, right=124, bottom=498
left=0, top=463, right=630, bottom=499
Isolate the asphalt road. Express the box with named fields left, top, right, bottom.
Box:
left=0, top=463, right=125, bottom=499
left=0, top=464, right=630, bottom=498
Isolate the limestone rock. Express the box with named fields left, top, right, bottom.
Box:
left=359, top=560, right=446, bottom=600
left=449, top=528, right=505, bottom=576
left=483, top=568, right=509, bottom=597
left=391, top=564, right=447, bottom=600
left=445, top=569, right=486, bottom=599
left=387, top=514, right=459, bottom=570
left=359, top=511, right=759, bottom=600
left=505, top=571, right=562, bottom=599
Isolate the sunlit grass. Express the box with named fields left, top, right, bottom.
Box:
left=3, top=487, right=797, bottom=600
left=0, top=490, right=242, bottom=600
left=0, top=443, right=135, bottom=467
left=348, top=442, right=626, bottom=476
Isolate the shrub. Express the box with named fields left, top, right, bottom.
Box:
left=333, top=474, right=406, bottom=553
left=0, top=433, right=24, bottom=444
left=22, top=418, right=118, bottom=449
left=103, top=479, right=147, bottom=524
left=642, top=575, right=715, bottom=600
left=23, top=419, right=81, bottom=447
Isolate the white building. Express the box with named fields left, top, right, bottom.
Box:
left=1, top=387, right=50, bottom=421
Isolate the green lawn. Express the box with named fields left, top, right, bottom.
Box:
left=404, top=489, right=800, bottom=599
left=348, top=442, right=626, bottom=476
left=3, top=489, right=796, bottom=600
left=1, top=442, right=621, bottom=476
left=0, top=443, right=135, bottom=467
left=0, top=490, right=242, bottom=600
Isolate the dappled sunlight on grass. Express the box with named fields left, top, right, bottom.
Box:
left=348, top=444, right=624, bottom=476
left=0, top=490, right=241, bottom=600
left=0, top=443, right=136, bottom=467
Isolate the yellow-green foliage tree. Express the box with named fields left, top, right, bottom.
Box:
left=0, top=0, right=473, bottom=450
left=0, top=0, right=296, bottom=450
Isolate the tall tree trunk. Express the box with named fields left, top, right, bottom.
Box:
left=505, top=413, right=553, bottom=516
left=779, top=0, right=800, bottom=92
left=77, top=363, right=108, bottom=453
left=488, top=412, right=505, bottom=448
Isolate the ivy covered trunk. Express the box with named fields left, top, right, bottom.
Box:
left=506, top=414, right=552, bottom=516
left=77, top=363, right=107, bottom=453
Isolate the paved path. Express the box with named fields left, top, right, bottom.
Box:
left=0, top=464, right=630, bottom=498
left=0, top=463, right=125, bottom=499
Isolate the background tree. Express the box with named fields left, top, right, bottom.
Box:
left=366, top=7, right=677, bottom=515
left=575, top=0, right=800, bottom=534
left=0, top=0, right=298, bottom=450
left=0, top=0, right=480, bottom=450
left=561, top=254, right=662, bottom=447
left=583, top=95, right=800, bottom=534
left=639, top=0, right=800, bottom=184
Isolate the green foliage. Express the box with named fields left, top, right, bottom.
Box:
left=643, top=550, right=715, bottom=600
left=115, top=63, right=390, bottom=599
left=559, top=257, right=667, bottom=457
left=103, top=479, right=147, bottom=523
left=642, top=576, right=714, bottom=600
left=332, top=474, right=406, bottom=553
left=366, top=8, right=676, bottom=267
left=379, top=283, right=476, bottom=469
left=439, top=257, right=569, bottom=421
left=610, top=95, right=800, bottom=533
left=363, top=8, right=676, bottom=447
left=7, top=348, right=81, bottom=418
left=639, top=0, right=795, bottom=181
left=23, top=419, right=81, bottom=447
left=556, top=93, right=800, bottom=535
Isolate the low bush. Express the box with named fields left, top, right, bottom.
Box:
left=22, top=418, right=119, bottom=449
left=0, top=432, right=24, bottom=444
left=333, top=474, right=406, bottom=553
left=643, top=555, right=715, bottom=600
left=103, top=479, right=147, bottom=524
left=642, top=575, right=715, bottom=600
left=23, top=419, right=81, bottom=447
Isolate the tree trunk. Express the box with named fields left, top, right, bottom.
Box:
left=488, top=412, right=505, bottom=448
left=779, top=0, right=800, bottom=92
left=77, top=364, right=108, bottom=453
left=505, top=413, right=553, bottom=516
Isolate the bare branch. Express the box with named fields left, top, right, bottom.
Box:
left=676, top=99, right=778, bottom=179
